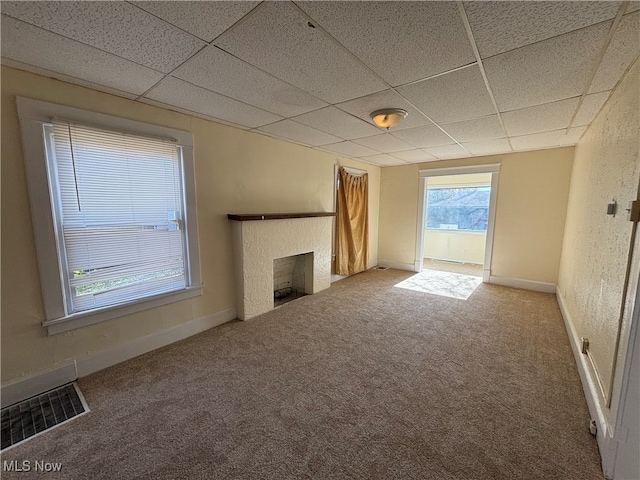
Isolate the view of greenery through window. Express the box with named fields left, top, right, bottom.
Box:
left=73, top=266, right=185, bottom=297
left=426, top=186, right=491, bottom=231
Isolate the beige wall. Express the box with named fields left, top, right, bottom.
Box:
left=379, top=148, right=574, bottom=283
left=0, top=66, right=381, bottom=383
left=423, top=231, right=486, bottom=264
left=558, top=58, right=640, bottom=408
left=379, top=164, right=421, bottom=267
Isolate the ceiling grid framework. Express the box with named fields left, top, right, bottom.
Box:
left=566, top=2, right=630, bottom=130
left=1, top=0, right=638, bottom=166
left=457, top=1, right=513, bottom=152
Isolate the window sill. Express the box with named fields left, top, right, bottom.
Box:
left=425, top=229, right=487, bottom=235
left=42, top=286, right=203, bottom=335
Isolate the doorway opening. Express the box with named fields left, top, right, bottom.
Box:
left=415, top=165, right=500, bottom=283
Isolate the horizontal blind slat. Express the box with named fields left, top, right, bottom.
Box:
left=50, top=121, right=187, bottom=314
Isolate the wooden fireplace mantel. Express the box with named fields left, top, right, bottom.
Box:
left=227, top=212, right=335, bottom=222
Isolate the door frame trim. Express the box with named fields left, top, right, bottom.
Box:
left=416, top=164, right=501, bottom=281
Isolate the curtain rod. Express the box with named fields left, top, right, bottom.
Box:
left=340, top=166, right=367, bottom=177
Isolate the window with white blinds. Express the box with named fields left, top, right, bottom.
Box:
left=17, top=97, right=201, bottom=334
left=44, top=122, right=188, bottom=314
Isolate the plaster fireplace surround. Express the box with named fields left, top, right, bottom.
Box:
left=228, top=213, right=334, bottom=320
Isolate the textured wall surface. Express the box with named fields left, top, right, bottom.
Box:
left=233, top=217, right=332, bottom=320
left=558, top=59, right=640, bottom=403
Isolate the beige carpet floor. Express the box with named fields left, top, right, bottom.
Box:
left=1, top=269, right=603, bottom=479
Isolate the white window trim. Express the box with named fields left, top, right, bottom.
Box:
left=416, top=164, right=500, bottom=280
left=17, top=97, right=202, bottom=335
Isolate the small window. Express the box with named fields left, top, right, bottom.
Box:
left=17, top=98, right=201, bottom=334
left=426, top=186, right=491, bottom=232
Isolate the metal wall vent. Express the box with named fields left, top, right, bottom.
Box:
left=1, top=383, right=89, bottom=451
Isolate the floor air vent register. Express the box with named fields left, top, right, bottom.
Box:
left=1, top=383, right=89, bottom=451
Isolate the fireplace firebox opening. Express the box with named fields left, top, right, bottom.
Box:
left=273, top=252, right=313, bottom=308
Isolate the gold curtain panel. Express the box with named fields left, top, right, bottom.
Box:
left=335, top=167, right=369, bottom=276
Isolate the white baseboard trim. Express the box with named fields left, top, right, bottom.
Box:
left=1, top=307, right=237, bottom=407
left=1, top=361, right=77, bottom=408
left=488, top=275, right=557, bottom=293
left=378, top=260, right=416, bottom=272
left=77, top=307, right=237, bottom=377
left=556, top=288, right=611, bottom=475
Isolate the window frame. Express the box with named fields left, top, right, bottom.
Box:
left=425, top=183, right=492, bottom=233
left=17, top=97, right=202, bottom=335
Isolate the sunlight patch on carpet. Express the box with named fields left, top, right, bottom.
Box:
left=394, top=270, right=482, bottom=300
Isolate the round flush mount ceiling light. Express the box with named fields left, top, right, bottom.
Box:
left=370, top=108, right=408, bottom=129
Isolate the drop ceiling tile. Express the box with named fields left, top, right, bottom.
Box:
left=320, top=141, right=379, bottom=158
left=391, top=125, right=455, bottom=149
left=145, top=76, right=282, bottom=128
left=441, top=115, right=505, bottom=142
left=360, top=154, right=409, bottom=167
left=510, top=127, right=587, bottom=151
left=297, top=1, right=475, bottom=86
left=1, top=2, right=204, bottom=73
left=132, top=1, right=259, bottom=42
left=573, top=92, right=611, bottom=127
left=292, top=106, right=381, bottom=140
left=484, top=22, right=611, bottom=111
left=565, top=126, right=588, bottom=144
left=627, top=2, right=640, bottom=14
left=173, top=45, right=326, bottom=117
left=335, top=89, right=433, bottom=131
left=397, top=65, right=495, bottom=124
left=589, top=12, right=640, bottom=93
left=139, top=97, right=250, bottom=130
left=502, top=98, right=579, bottom=137
left=1, top=16, right=163, bottom=96
left=510, top=130, right=564, bottom=150
left=1, top=58, right=139, bottom=100
left=352, top=134, right=415, bottom=154
left=464, top=1, right=621, bottom=58
left=389, top=149, right=438, bottom=163
left=461, top=138, right=512, bottom=156
left=214, top=1, right=387, bottom=104
left=257, top=120, right=342, bottom=147
left=423, top=144, right=471, bottom=159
